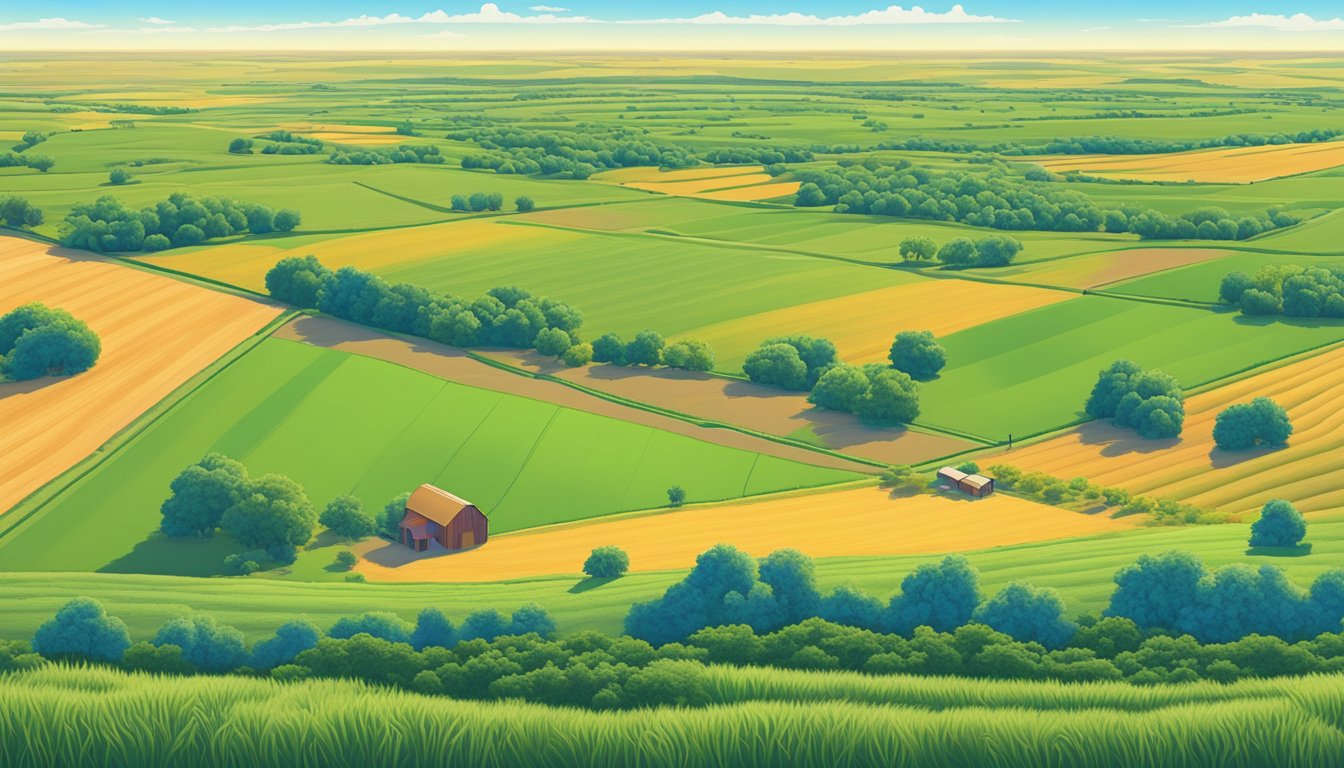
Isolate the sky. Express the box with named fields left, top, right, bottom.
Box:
left=2, top=3, right=1344, bottom=51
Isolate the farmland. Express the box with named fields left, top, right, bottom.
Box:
left=1032, top=141, right=1344, bottom=184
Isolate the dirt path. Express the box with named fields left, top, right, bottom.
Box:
left=273, top=316, right=878, bottom=473
left=355, top=485, right=1135, bottom=582
left=0, top=238, right=281, bottom=514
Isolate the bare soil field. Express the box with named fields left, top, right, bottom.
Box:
left=355, top=485, right=1134, bottom=582
left=0, top=237, right=281, bottom=514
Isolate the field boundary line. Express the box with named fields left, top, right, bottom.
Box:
left=0, top=311, right=299, bottom=543
left=489, top=406, right=563, bottom=513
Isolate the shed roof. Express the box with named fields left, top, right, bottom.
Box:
left=961, top=474, right=994, bottom=491
left=937, top=467, right=968, bottom=482
left=406, top=484, right=479, bottom=526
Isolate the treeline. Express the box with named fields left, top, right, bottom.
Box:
left=265, top=257, right=584, bottom=357
left=592, top=331, right=715, bottom=372
left=0, top=303, right=100, bottom=383
left=0, top=196, right=42, bottom=229
left=988, top=464, right=1219, bottom=525
left=0, top=151, right=54, bottom=172
left=1220, top=264, right=1344, bottom=318
left=327, top=144, right=445, bottom=165
left=791, top=158, right=1297, bottom=239
left=897, top=234, right=1022, bottom=267
left=456, top=125, right=698, bottom=179
left=840, top=128, right=1343, bottom=157
left=229, top=131, right=325, bottom=155
left=60, top=193, right=300, bottom=253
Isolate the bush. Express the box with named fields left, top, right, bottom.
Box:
left=108, top=168, right=131, bottom=185
left=886, top=555, right=981, bottom=635
left=515, top=195, right=535, bottom=212
left=0, top=303, right=100, bottom=382
left=624, top=330, right=664, bottom=366
left=667, top=486, right=686, bottom=507
left=743, top=342, right=808, bottom=390
left=32, top=598, right=131, bottom=662
left=320, top=495, right=375, bottom=540
left=561, top=341, right=593, bottom=367
left=584, top=546, right=630, bottom=578
left=228, top=138, right=254, bottom=154
left=328, top=612, right=413, bottom=644
left=160, top=453, right=248, bottom=538
left=1085, top=360, right=1184, bottom=439
left=878, top=465, right=922, bottom=492
left=591, top=333, right=626, bottom=365
left=153, top=614, right=248, bottom=673
left=746, top=335, right=838, bottom=389
left=662, top=339, right=715, bottom=371
left=888, top=330, right=946, bottom=379
left=1250, top=499, right=1306, bottom=548
left=1213, top=397, right=1293, bottom=451
left=0, top=195, right=43, bottom=228
left=250, top=620, right=321, bottom=669
left=333, top=550, right=357, bottom=570
left=380, top=492, right=411, bottom=538
left=533, top=327, right=572, bottom=357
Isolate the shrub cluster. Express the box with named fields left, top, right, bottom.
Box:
left=591, top=330, right=715, bottom=372
left=456, top=125, right=697, bottom=179
left=1213, top=397, right=1293, bottom=451
left=856, top=128, right=1343, bottom=157
left=808, top=363, right=920, bottom=426
left=1249, top=499, right=1307, bottom=549
left=60, top=193, right=300, bottom=253
left=0, top=196, right=43, bottom=229
left=327, top=144, right=444, bottom=165
left=258, top=130, right=324, bottom=155
left=1220, top=265, right=1344, bottom=318
left=159, top=453, right=316, bottom=564
left=0, top=151, right=55, bottom=172
left=792, top=158, right=1295, bottom=239
left=449, top=192, right=505, bottom=212
left=743, top=334, right=839, bottom=390
left=934, top=235, right=1023, bottom=267
left=987, top=464, right=1220, bottom=525
left=266, top=257, right=585, bottom=358
left=1084, top=360, right=1184, bottom=439
left=0, top=303, right=100, bottom=382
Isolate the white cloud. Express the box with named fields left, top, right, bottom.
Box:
left=139, top=17, right=176, bottom=25
left=419, top=29, right=466, bottom=38
left=626, top=4, right=1018, bottom=25
left=210, top=4, right=598, bottom=32
left=530, top=4, right=570, bottom=11
left=0, top=17, right=103, bottom=32
left=1193, top=13, right=1344, bottom=32
left=134, top=25, right=197, bottom=34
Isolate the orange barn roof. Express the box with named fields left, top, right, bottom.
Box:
left=406, top=484, right=481, bottom=526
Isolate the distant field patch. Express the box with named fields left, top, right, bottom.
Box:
left=307, top=132, right=405, bottom=145
left=696, top=180, right=802, bottom=202
left=1033, top=141, right=1344, bottom=183
left=0, top=338, right=859, bottom=575
left=356, top=485, right=1133, bottom=582
left=1107, top=250, right=1344, bottom=303
left=994, top=248, right=1233, bottom=289
left=0, top=237, right=281, bottom=515
left=678, top=277, right=1071, bottom=368
left=995, top=343, right=1344, bottom=519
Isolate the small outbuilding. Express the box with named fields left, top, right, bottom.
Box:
left=398, top=484, right=488, bottom=552
left=937, top=467, right=995, bottom=498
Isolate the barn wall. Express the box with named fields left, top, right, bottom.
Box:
left=434, top=506, right=489, bottom=550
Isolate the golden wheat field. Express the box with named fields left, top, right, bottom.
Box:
left=997, top=344, right=1344, bottom=519
left=0, top=237, right=281, bottom=514
left=1033, top=141, right=1344, bottom=183
left=355, top=485, right=1133, bottom=582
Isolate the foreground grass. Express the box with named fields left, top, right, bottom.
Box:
left=3, top=664, right=1343, bottom=767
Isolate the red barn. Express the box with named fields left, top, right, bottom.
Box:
left=398, top=484, right=488, bottom=552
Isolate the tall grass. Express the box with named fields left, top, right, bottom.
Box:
left=3, top=665, right=1342, bottom=767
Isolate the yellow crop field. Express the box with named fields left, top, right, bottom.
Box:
left=0, top=237, right=281, bottom=514
left=998, top=344, right=1344, bottom=519
left=355, top=485, right=1133, bottom=582
left=594, top=166, right=764, bottom=184
left=697, top=180, right=803, bottom=202
left=1004, top=248, right=1231, bottom=289
left=625, top=173, right=776, bottom=196
left=679, top=278, right=1071, bottom=364
left=1033, top=141, right=1344, bottom=183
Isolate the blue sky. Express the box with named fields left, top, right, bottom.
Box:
left=3, top=3, right=1344, bottom=49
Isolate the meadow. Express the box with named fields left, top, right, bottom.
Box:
left=3, top=665, right=1342, bottom=768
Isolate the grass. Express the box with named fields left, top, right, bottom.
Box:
left=1108, top=249, right=1344, bottom=303
left=0, top=338, right=859, bottom=576
left=2, top=664, right=1343, bottom=767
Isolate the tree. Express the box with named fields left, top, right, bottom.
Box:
left=265, top=255, right=333, bottom=308
left=808, top=363, right=869, bottom=412
left=328, top=612, right=413, bottom=644
left=898, top=236, right=937, bottom=262
left=1250, top=499, right=1306, bottom=548
left=1126, top=395, right=1184, bottom=439
left=743, top=342, right=808, bottom=390
left=32, top=598, right=131, bottom=662
left=515, top=195, right=535, bottom=212
left=228, top=138, right=254, bottom=154
left=460, top=609, right=512, bottom=642
left=411, top=608, right=457, bottom=650
left=0, top=196, right=42, bottom=228
left=973, top=582, right=1076, bottom=649
left=20, top=130, right=45, bottom=148
left=853, top=366, right=920, bottom=426
left=25, top=155, right=54, bottom=172
left=0, top=303, right=100, bottom=382
left=380, top=492, right=411, bottom=537
left=584, top=545, right=630, bottom=578
left=273, top=209, right=301, bottom=232
left=250, top=619, right=321, bottom=669
left=1085, top=360, right=1143, bottom=419
left=936, top=237, right=977, bottom=266
left=1213, top=397, right=1293, bottom=451
left=172, top=223, right=205, bottom=247
left=319, top=495, right=375, bottom=540
left=879, top=464, right=923, bottom=492
left=561, top=341, right=593, bottom=367
left=624, top=330, right=664, bottom=366
left=246, top=205, right=276, bottom=234
left=667, top=486, right=687, bottom=507
left=333, top=550, right=357, bottom=570
left=1085, top=361, right=1184, bottom=439
left=795, top=182, right=826, bottom=206
left=533, top=327, right=572, bottom=357
left=451, top=194, right=469, bottom=211
left=591, top=333, right=626, bottom=365
left=662, top=339, right=715, bottom=371
left=974, top=235, right=1023, bottom=267
left=153, top=614, right=248, bottom=673
left=160, top=453, right=248, bottom=538
left=108, top=168, right=131, bottom=185
left=220, top=474, right=317, bottom=554
left=886, top=555, right=981, bottom=635
left=888, top=330, right=946, bottom=380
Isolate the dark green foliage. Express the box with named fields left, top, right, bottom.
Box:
left=534, top=327, right=572, bottom=357
left=455, top=125, right=698, bottom=179
left=888, top=330, right=946, bottom=379
left=461, top=610, right=512, bottom=643
left=624, top=330, right=665, bottom=366
left=0, top=152, right=54, bottom=172
left=514, top=195, right=535, bottom=212
left=333, top=550, right=357, bottom=570
left=743, top=342, right=808, bottom=390
left=32, top=598, right=131, bottom=663
left=107, top=168, right=131, bottom=185
left=227, top=138, right=254, bottom=154
left=329, top=612, right=414, bottom=644
left=1213, top=397, right=1293, bottom=451
left=591, top=333, right=626, bottom=365
left=60, top=193, right=296, bottom=253
left=936, top=237, right=977, bottom=265
left=1085, top=360, right=1184, bottom=438
left=411, top=608, right=457, bottom=651
left=220, top=474, right=317, bottom=553
left=250, top=620, right=321, bottom=670
left=0, top=196, right=43, bottom=228
left=264, top=255, right=332, bottom=308
left=20, top=130, right=46, bottom=148
left=973, top=582, right=1076, bottom=649
left=667, top=486, right=686, bottom=508
left=662, top=339, right=715, bottom=371
left=467, top=192, right=505, bottom=212
left=584, top=546, right=630, bottom=578
left=974, top=235, right=1024, bottom=267
left=852, top=365, right=921, bottom=426
left=380, top=492, right=411, bottom=537
left=898, top=236, right=936, bottom=261
left=1250, top=499, right=1307, bottom=549
left=794, top=182, right=826, bottom=206
left=808, top=364, right=869, bottom=412
left=159, top=453, right=248, bottom=538
left=122, top=642, right=194, bottom=675
left=0, top=303, right=100, bottom=382
left=320, top=495, right=375, bottom=540
left=273, top=209, right=301, bottom=232
left=223, top=550, right=263, bottom=576
left=878, top=464, right=922, bottom=492
left=327, top=144, right=444, bottom=165
left=1221, top=265, right=1344, bottom=318
left=561, top=342, right=593, bottom=367
left=885, top=555, right=981, bottom=635
left=153, top=615, right=248, bottom=673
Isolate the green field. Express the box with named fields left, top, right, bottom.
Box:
left=0, top=338, right=858, bottom=576
left=1109, top=250, right=1344, bottom=303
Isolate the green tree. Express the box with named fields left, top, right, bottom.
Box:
left=936, top=237, right=977, bottom=266
left=515, top=195, right=535, bottom=212
left=584, top=545, right=630, bottom=578
left=320, top=495, right=375, bottom=541
left=743, top=342, right=808, bottom=390
left=0, top=303, right=100, bottom=382
left=228, top=138, right=254, bottom=154
left=808, top=363, right=869, bottom=412
left=1213, top=397, right=1293, bottom=451
left=380, top=492, right=411, bottom=537
left=898, top=236, right=937, bottom=262
left=220, top=474, right=317, bottom=554
left=624, top=330, right=665, bottom=366
left=1250, top=499, right=1306, bottom=548
left=20, top=130, right=45, bottom=148
left=662, top=339, right=715, bottom=371
left=853, top=366, right=920, bottom=426
left=265, top=255, right=332, bottom=308
left=333, top=550, right=357, bottom=570
left=25, top=155, right=54, bottom=172
left=974, top=235, right=1023, bottom=267
left=591, top=333, right=626, bottom=365
left=879, top=464, right=922, bottom=492
left=160, top=453, right=249, bottom=538
left=667, top=486, right=687, bottom=508
left=533, top=327, right=572, bottom=357
left=108, top=168, right=131, bottom=185
left=794, top=182, right=826, bottom=206
left=561, top=341, right=593, bottom=367
left=450, top=194, right=469, bottom=211
left=273, top=209, right=301, bottom=232
left=32, top=598, right=131, bottom=662
left=888, top=330, right=946, bottom=380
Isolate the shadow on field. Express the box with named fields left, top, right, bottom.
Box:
left=1209, top=446, right=1283, bottom=469
left=1075, top=421, right=1181, bottom=456
left=1246, top=543, right=1313, bottom=557
left=99, top=533, right=237, bottom=577
left=569, top=575, right=619, bottom=593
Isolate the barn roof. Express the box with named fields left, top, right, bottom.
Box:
left=961, top=474, right=994, bottom=491
left=406, top=484, right=481, bottom=526
left=937, top=467, right=968, bottom=482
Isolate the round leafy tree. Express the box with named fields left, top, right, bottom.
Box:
left=1249, top=499, right=1306, bottom=548
left=583, top=545, right=630, bottom=579
left=319, top=494, right=375, bottom=540
left=743, top=342, right=808, bottom=390
left=888, top=330, right=946, bottom=380
left=1213, top=397, right=1293, bottom=451
left=0, top=303, right=100, bottom=382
